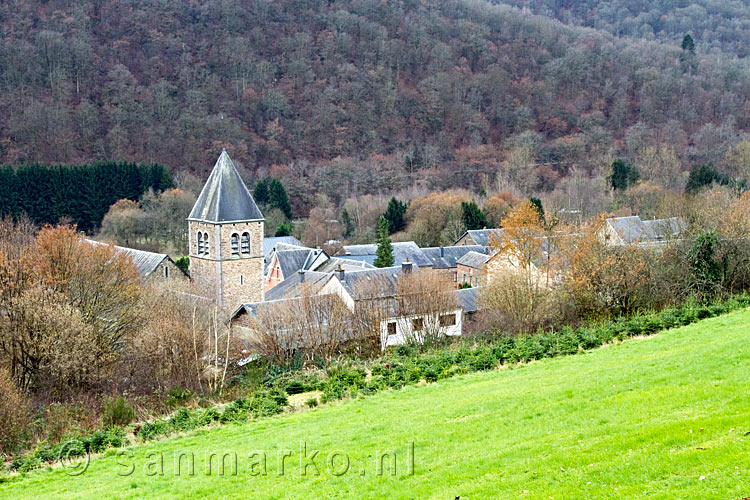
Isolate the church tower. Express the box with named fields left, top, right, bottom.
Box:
left=188, top=150, right=264, bottom=310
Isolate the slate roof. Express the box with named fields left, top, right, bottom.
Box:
left=456, top=287, right=480, bottom=313
left=421, top=245, right=488, bottom=268
left=337, top=266, right=404, bottom=299
left=85, top=239, right=180, bottom=279
left=606, top=216, right=685, bottom=245
left=188, top=150, right=264, bottom=223
left=314, top=257, right=375, bottom=273
left=264, top=270, right=331, bottom=301
left=339, top=241, right=432, bottom=267
left=456, top=250, right=490, bottom=269
left=262, top=236, right=304, bottom=260
left=273, top=248, right=327, bottom=279
left=455, top=228, right=504, bottom=247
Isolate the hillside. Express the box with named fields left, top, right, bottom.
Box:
left=3, top=308, right=749, bottom=499
left=1, top=0, right=749, bottom=197
left=494, top=0, right=750, bottom=57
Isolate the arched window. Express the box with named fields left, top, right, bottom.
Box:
left=241, top=232, right=250, bottom=254
left=197, top=232, right=204, bottom=255
left=203, top=232, right=210, bottom=255
left=230, top=233, right=239, bottom=255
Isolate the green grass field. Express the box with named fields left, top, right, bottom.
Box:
left=3, top=309, right=750, bottom=499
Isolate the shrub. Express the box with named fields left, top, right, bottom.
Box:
left=166, top=387, right=193, bottom=408
left=0, top=367, right=31, bottom=456
left=250, top=393, right=284, bottom=418
left=284, top=380, right=306, bottom=394
left=305, top=397, right=318, bottom=408
left=102, top=396, right=135, bottom=428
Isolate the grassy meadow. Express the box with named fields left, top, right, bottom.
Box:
left=2, top=309, right=750, bottom=499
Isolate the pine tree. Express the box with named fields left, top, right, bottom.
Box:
left=681, top=34, right=696, bottom=55
left=680, top=33, right=697, bottom=73
left=253, top=179, right=270, bottom=205
left=269, top=178, right=292, bottom=219
left=383, top=197, right=407, bottom=234
left=374, top=216, right=394, bottom=268
left=529, top=196, right=545, bottom=221
left=686, top=163, right=726, bottom=193
left=341, top=208, right=354, bottom=238
left=608, top=159, right=639, bottom=191
left=461, top=200, right=487, bottom=230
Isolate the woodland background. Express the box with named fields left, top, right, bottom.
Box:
left=1, top=0, right=749, bottom=221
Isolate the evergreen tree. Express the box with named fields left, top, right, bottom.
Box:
left=341, top=208, right=354, bottom=238
left=383, top=197, right=407, bottom=234
left=608, top=159, right=639, bottom=191
left=269, top=178, right=292, bottom=219
left=274, top=223, right=292, bottom=237
left=374, top=216, right=394, bottom=268
left=688, top=231, right=725, bottom=292
left=0, top=161, right=172, bottom=232
left=681, top=34, right=696, bottom=55
left=686, top=163, right=726, bottom=193
left=529, top=196, right=545, bottom=221
left=680, top=33, right=697, bottom=73
left=461, top=200, right=487, bottom=230
left=253, top=179, right=270, bottom=205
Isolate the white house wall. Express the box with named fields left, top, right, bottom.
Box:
left=379, top=308, right=463, bottom=350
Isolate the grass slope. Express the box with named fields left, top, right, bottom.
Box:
left=3, top=310, right=750, bottom=499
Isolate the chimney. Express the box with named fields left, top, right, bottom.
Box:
left=402, top=257, right=413, bottom=274
left=439, top=246, right=444, bottom=257
left=335, top=264, right=345, bottom=281
left=298, top=269, right=305, bottom=282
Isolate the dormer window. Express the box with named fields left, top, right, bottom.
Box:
left=231, top=233, right=239, bottom=255
left=241, top=232, right=250, bottom=254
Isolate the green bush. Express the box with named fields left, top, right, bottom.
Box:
left=101, top=396, right=135, bottom=428
left=284, top=380, right=306, bottom=394
left=305, top=397, right=318, bottom=408
left=166, top=387, right=193, bottom=408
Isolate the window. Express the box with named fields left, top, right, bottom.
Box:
left=231, top=233, right=239, bottom=255
left=453, top=271, right=457, bottom=282
left=197, top=232, right=204, bottom=254
left=463, top=273, right=467, bottom=283
left=203, top=232, right=210, bottom=255
left=240, top=275, right=244, bottom=285
left=439, top=314, right=456, bottom=327
left=387, top=322, right=397, bottom=336
left=164, top=266, right=169, bottom=279
left=412, top=317, right=423, bottom=332
left=241, top=232, right=250, bottom=254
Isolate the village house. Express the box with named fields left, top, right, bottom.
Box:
left=421, top=245, right=489, bottom=286
left=231, top=261, right=475, bottom=350
left=454, top=228, right=504, bottom=248
left=264, top=244, right=375, bottom=292
left=599, top=216, right=685, bottom=246
left=455, top=251, right=490, bottom=288
left=336, top=241, right=433, bottom=268
left=85, top=239, right=189, bottom=283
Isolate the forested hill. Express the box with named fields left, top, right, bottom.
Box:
left=494, top=0, right=750, bottom=57
left=1, top=0, right=749, bottom=187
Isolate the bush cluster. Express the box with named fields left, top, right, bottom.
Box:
left=137, top=389, right=288, bottom=442
left=8, top=427, right=125, bottom=473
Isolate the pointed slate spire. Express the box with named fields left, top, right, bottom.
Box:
left=188, top=149, right=264, bottom=223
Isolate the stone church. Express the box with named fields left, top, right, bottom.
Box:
left=188, top=150, right=265, bottom=310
